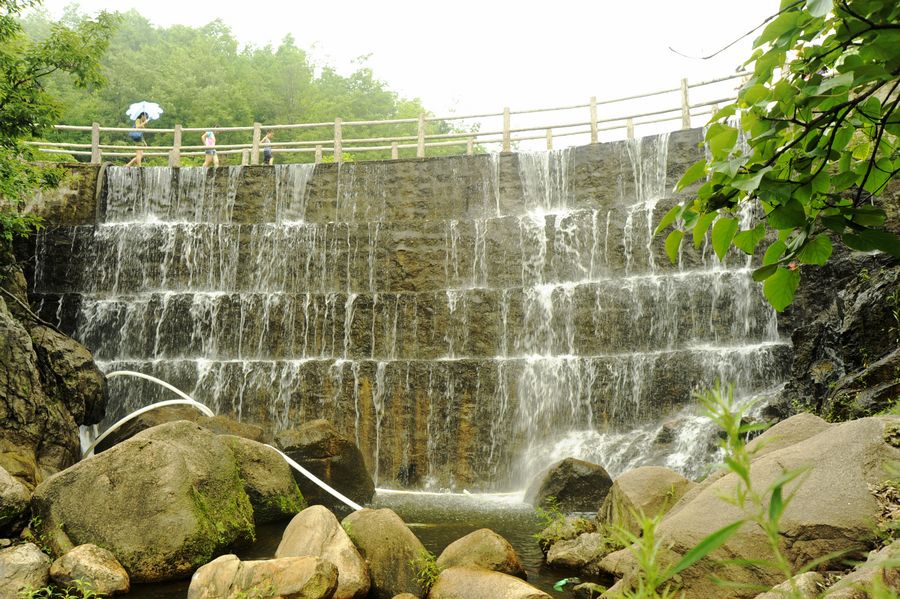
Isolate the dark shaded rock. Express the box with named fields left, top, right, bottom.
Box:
left=341, top=508, right=426, bottom=599
left=536, top=515, right=596, bottom=556
left=525, top=458, right=613, bottom=513
left=276, top=419, right=375, bottom=509
left=0, top=466, right=30, bottom=533
left=31, top=421, right=256, bottom=583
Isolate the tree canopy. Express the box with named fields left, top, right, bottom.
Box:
left=21, top=8, right=464, bottom=163
left=0, top=0, right=115, bottom=246
left=657, top=0, right=899, bottom=310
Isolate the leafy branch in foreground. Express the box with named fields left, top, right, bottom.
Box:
left=656, top=0, right=900, bottom=311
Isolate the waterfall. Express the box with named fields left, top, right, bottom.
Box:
left=30, top=133, right=788, bottom=491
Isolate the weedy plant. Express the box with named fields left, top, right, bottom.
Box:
left=19, top=579, right=100, bottom=599
left=411, top=549, right=442, bottom=593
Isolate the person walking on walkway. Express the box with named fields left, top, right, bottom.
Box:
left=125, top=112, right=149, bottom=166
left=262, top=130, right=274, bottom=165
left=202, top=128, right=219, bottom=167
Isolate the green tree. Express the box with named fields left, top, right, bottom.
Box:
left=0, top=0, right=115, bottom=246
left=657, top=0, right=899, bottom=311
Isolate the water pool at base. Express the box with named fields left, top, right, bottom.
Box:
left=127, top=489, right=588, bottom=598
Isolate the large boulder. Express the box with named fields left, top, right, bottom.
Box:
left=50, top=544, right=130, bottom=596
left=0, top=542, right=51, bottom=597
left=276, top=420, right=375, bottom=509
left=753, top=572, right=824, bottom=599
left=607, top=416, right=900, bottom=598
left=341, top=508, right=426, bottom=599
left=187, top=554, right=338, bottom=599
left=536, top=515, right=596, bottom=555
left=525, top=458, right=613, bottom=513
left=94, top=406, right=265, bottom=453
left=30, top=421, right=256, bottom=583
left=222, top=435, right=305, bottom=524
left=597, top=466, right=694, bottom=536
left=0, top=265, right=105, bottom=488
left=745, top=412, right=832, bottom=459
left=436, top=528, right=526, bottom=579
left=429, top=566, right=551, bottom=599
left=0, top=465, right=30, bottom=532
left=276, top=505, right=370, bottom=599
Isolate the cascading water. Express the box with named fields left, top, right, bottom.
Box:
left=29, top=130, right=789, bottom=492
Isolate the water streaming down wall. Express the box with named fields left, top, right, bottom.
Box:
left=29, top=129, right=789, bottom=490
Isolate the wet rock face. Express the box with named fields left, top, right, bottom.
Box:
left=782, top=247, right=899, bottom=420
left=0, top=259, right=105, bottom=488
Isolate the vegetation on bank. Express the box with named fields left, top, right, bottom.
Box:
left=19, top=6, right=472, bottom=164
left=657, top=0, right=899, bottom=310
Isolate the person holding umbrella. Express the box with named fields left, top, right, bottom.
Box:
left=124, top=101, right=163, bottom=167
left=125, top=112, right=149, bottom=166
left=202, top=127, right=219, bottom=168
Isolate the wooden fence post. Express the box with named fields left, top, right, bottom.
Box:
left=90, top=122, right=100, bottom=164
left=467, top=138, right=474, bottom=155
left=681, top=78, right=691, bottom=129
left=391, top=142, right=399, bottom=160
left=168, top=124, right=182, bottom=167
left=334, top=118, right=343, bottom=163
left=241, top=149, right=249, bottom=165
left=315, top=145, right=323, bottom=164
left=502, top=107, right=510, bottom=152
left=251, top=122, right=261, bottom=165
left=546, top=129, right=553, bottom=150
left=589, top=96, right=598, bottom=144
left=417, top=113, right=426, bottom=158
left=626, top=118, right=634, bottom=140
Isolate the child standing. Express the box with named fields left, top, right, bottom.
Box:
left=202, top=129, right=219, bottom=167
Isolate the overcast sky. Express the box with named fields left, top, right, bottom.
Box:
left=36, top=1, right=777, bottom=144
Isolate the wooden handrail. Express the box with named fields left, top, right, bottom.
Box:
left=32, top=73, right=746, bottom=165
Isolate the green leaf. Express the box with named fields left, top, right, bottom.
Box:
left=862, top=158, right=894, bottom=194
left=742, top=83, right=770, bottom=105
left=693, top=211, right=718, bottom=248
left=676, top=160, right=708, bottom=191
left=733, top=224, right=766, bottom=255
left=663, top=520, right=745, bottom=581
left=763, top=240, right=787, bottom=265
left=806, top=0, right=832, bottom=17
left=843, top=230, right=900, bottom=258
left=769, top=486, right=784, bottom=523
left=764, top=267, right=801, bottom=312
left=665, top=229, right=684, bottom=264
left=752, top=263, right=779, bottom=282
left=708, top=124, right=738, bottom=159
left=850, top=206, right=886, bottom=227
left=732, top=167, right=772, bottom=193
left=815, top=72, right=853, bottom=94
left=712, top=217, right=739, bottom=260
left=654, top=204, right=682, bottom=236
left=756, top=12, right=800, bottom=46
left=767, top=199, right=806, bottom=229
left=820, top=215, right=848, bottom=234
left=797, top=235, right=832, bottom=265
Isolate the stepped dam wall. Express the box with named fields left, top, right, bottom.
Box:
left=24, top=128, right=790, bottom=491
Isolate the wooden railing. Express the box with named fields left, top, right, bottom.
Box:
left=27, top=73, right=746, bottom=165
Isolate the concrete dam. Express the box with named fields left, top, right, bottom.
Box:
left=25, top=128, right=789, bottom=491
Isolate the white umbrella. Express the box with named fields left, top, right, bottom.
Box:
left=126, top=101, right=164, bottom=121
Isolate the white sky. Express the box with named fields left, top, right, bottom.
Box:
left=37, top=1, right=777, bottom=145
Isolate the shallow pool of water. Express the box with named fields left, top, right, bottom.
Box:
left=126, top=490, right=585, bottom=597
